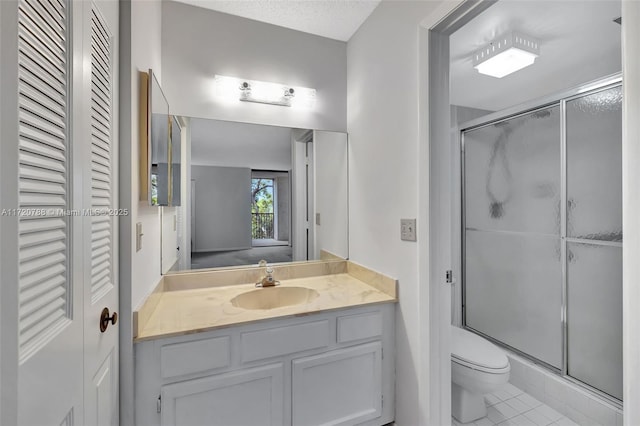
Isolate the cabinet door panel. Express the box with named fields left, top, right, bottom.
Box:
left=161, top=363, right=283, bottom=426
left=292, top=342, right=382, bottom=426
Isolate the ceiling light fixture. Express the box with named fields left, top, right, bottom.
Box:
left=214, top=75, right=316, bottom=108
left=472, top=32, right=540, bottom=78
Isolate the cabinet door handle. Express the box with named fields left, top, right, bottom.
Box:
left=100, top=307, right=118, bottom=332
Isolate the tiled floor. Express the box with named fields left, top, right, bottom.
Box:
left=452, top=383, right=579, bottom=426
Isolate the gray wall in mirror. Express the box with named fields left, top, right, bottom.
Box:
left=192, top=165, right=251, bottom=252
left=161, top=118, right=348, bottom=271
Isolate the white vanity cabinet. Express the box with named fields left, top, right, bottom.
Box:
left=135, top=303, right=395, bottom=426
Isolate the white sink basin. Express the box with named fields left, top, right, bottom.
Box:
left=231, top=287, right=320, bottom=310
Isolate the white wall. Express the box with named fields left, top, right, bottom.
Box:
left=130, top=1, right=166, bottom=311
left=161, top=1, right=347, bottom=131
left=125, top=0, right=180, bottom=307
left=120, top=1, right=165, bottom=423
left=314, top=131, right=349, bottom=259
left=192, top=166, right=252, bottom=252
left=622, top=1, right=640, bottom=424
left=347, top=2, right=456, bottom=424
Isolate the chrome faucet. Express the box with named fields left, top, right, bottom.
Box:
left=256, top=260, right=280, bottom=288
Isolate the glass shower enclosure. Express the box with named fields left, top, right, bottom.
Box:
left=461, top=76, right=622, bottom=403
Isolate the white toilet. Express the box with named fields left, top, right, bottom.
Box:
left=451, top=326, right=511, bottom=423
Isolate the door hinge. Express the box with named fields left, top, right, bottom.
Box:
left=157, top=395, right=162, bottom=414
left=446, top=270, right=453, bottom=284
left=381, top=395, right=384, bottom=408
left=381, top=348, right=384, bottom=360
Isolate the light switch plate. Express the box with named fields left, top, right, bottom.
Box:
left=136, top=222, right=143, bottom=252
left=401, top=218, right=417, bottom=241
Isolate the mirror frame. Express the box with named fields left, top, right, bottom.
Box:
left=139, top=68, right=178, bottom=206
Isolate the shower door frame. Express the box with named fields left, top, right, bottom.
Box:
left=459, top=73, right=623, bottom=407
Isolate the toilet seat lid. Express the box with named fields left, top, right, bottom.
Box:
left=451, top=327, right=509, bottom=371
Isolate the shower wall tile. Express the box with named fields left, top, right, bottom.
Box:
left=563, top=406, right=593, bottom=426
left=526, top=368, right=546, bottom=399
left=508, top=355, right=544, bottom=399
left=509, top=357, right=526, bottom=386
left=546, top=375, right=568, bottom=402
left=543, top=394, right=566, bottom=417
left=585, top=397, right=618, bottom=426
left=564, top=389, right=590, bottom=418
left=507, top=353, right=622, bottom=426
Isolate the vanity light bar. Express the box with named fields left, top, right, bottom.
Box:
left=214, top=75, right=316, bottom=108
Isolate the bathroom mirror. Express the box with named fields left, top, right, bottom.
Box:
left=139, top=69, right=179, bottom=206
left=149, top=70, right=169, bottom=205
left=161, top=118, right=349, bottom=272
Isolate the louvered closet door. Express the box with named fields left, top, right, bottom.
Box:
left=6, top=0, right=119, bottom=424
left=15, top=0, right=85, bottom=424
left=82, top=1, right=119, bottom=425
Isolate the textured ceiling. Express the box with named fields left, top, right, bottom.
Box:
left=451, top=0, right=621, bottom=112
left=171, top=0, right=381, bottom=41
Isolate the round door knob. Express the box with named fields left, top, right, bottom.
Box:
left=100, top=307, right=118, bottom=333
